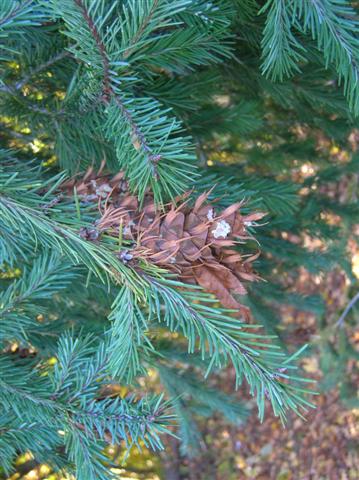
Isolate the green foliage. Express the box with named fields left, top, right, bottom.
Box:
left=0, top=335, right=172, bottom=479
left=261, top=0, right=305, bottom=80
left=0, top=253, right=76, bottom=343
left=0, top=0, right=358, bottom=478
left=260, top=0, right=359, bottom=114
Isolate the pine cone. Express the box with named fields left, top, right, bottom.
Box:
left=61, top=161, right=128, bottom=202
left=61, top=168, right=265, bottom=316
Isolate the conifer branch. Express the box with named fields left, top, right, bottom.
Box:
left=73, top=0, right=161, bottom=179
left=122, top=0, right=159, bottom=59
left=0, top=0, right=33, bottom=29
left=292, top=0, right=359, bottom=114
left=14, top=50, right=71, bottom=91
left=0, top=335, right=173, bottom=478
left=0, top=193, right=132, bottom=283
left=73, top=0, right=112, bottom=100
left=125, top=275, right=315, bottom=421
left=3, top=0, right=355, bottom=474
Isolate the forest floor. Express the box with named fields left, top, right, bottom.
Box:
left=173, top=369, right=359, bottom=480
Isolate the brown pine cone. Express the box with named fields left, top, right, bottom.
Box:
left=61, top=160, right=128, bottom=202
left=61, top=168, right=265, bottom=316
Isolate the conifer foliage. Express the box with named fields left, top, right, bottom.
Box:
left=0, top=1, right=358, bottom=478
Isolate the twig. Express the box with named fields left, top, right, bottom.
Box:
left=336, top=291, right=359, bottom=327
left=0, top=51, right=71, bottom=94
left=15, top=50, right=71, bottom=90
left=73, top=0, right=112, bottom=100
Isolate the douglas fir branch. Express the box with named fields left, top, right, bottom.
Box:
left=1, top=0, right=359, bottom=478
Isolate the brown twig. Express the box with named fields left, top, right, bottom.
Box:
left=73, top=0, right=112, bottom=101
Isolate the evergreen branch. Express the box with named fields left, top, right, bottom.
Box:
left=0, top=0, right=33, bottom=30
left=115, top=0, right=191, bottom=58
left=0, top=0, right=51, bottom=60
left=134, top=275, right=315, bottom=421
left=122, top=0, right=160, bottom=59
left=292, top=0, right=359, bottom=114
left=72, top=0, right=164, bottom=181
left=107, top=286, right=151, bottom=382
left=52, top=0, right=197, bottom=202
left=1, top=373, right=170, bottom=431
left=260, top=0, right=359, bottom=115
left=51, top=335, right=106, bottom=400
left=73, top=0, right=112, bottom=100
left=1, top=0, right=351, bottom=471
left=0, top=255, right=70, bottom=313
left=64, top=426, right=110, bottom=480
left=117, top=0, right=233, bottom=71
left=0, top=415, right=60, bottom=475
left=135, top=26, right=232, bottom=73
left=0, top=380, right=60, bottom=413
left=0, top=193, right=135, bottom=284
left=0, top=335, right=173, bottom=479
left=0, top=254, right=76, bottom=343
left=260, top=0, right=305, bottom=80
left=14, top=50, right=71, bottom=90
left=104, top=94, right=196, bottom=202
